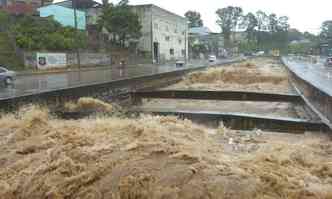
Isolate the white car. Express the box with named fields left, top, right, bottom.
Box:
left=208, top=55, right=217, bottom=62
left=255, top=51, right=265, bottom=56
left=0, top=66, right=16, bottom=85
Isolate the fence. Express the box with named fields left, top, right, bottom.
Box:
left=24, top=52, right=112, bottom=69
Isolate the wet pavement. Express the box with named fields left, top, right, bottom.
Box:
left=0, top=59, right=240, bottom=100
left=283, top=56, right=332, bottom=96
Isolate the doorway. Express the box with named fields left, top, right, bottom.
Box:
left=153, top=42, right=159, bottom=63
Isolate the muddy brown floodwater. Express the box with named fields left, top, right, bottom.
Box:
left=167, top=57, right=292, bottom=93
left=0, top=58, right=332, bottom=199
left=141, top=57, right=315, bottom=120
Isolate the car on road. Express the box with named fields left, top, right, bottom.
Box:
left=325, top=57, right=332, bottom=67
left=255, top=51, right=265, bottom=56
left=244, top=52, right=253, bottom=56
left=325, top=56, right=332, bottom=67
left=208, top=55, right=217, bottom=62
left=0, top=66, right=16, bottom=85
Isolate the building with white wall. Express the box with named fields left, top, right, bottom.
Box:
left=131, top=4, right=188, bottom=63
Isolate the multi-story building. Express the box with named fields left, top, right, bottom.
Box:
left=131, top=4, right=188, bottom=63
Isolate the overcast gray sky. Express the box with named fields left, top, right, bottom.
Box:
left=110, top=0, right=331, bottom=34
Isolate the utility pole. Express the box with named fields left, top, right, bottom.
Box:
left=72, top=0, right=81, bottom=76
left=185, top=21, right=189, bottom=65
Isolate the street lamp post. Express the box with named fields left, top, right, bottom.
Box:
left=185, top=21, right=190, bottom=65
left=72, top=0, right=81, bottom=78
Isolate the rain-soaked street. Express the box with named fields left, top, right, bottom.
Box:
left=283, top=56, right=332, bottom=95
left=0, top=59, right=239, bottom=99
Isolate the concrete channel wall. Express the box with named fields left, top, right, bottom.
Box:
left=0, top=59, right=243, bottom=111
left=281, top=57, right=332, bottom=129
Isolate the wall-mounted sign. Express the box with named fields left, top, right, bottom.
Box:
left=37, top=53, right=67, bottom=69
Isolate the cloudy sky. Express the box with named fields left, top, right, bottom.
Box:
left=110, top=0, right=331, bottom=34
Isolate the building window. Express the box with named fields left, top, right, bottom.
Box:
left=154, top=23, right=158, bottom=29
left=182, top=31, right=186, bottom=35
left=182, top=49, right=186, bottom=56
left=170, top=49, right=174, bottom=55
left=178, top=39, right=182, bottom=44
left=165, top=36, right=170, bottom=41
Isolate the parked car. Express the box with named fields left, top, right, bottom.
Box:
left=244, top=52, right=253, bottom=56
left=325, top=57, right=332, bottom=67
left=255, top=51, right=265, bottom=56
left=208, top=55, right=217, bottom=62
left=0, top=66, right=16, bottom=85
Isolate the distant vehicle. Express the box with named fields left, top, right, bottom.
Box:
left=175, top=60, right=185, bottom=67
left=0, top=66, right=16, bottom=85
left=244, top=52, right=253, bottom=56
left=325, top=57, right=332, bottom=67
left=208, top=55, right=217, bottom=62
left=255, top=51, right=265, bottom=56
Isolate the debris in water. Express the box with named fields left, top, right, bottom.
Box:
left=64, top=97, right=114, bottom=113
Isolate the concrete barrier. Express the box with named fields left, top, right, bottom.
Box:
left=282, top=57, right=332, bottom=129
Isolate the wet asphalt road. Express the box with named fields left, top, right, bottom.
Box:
left=283, top=56, right=332, bottom=96
left=0, top=59, right=239, bottom=100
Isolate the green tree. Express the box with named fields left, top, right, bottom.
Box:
left=12, top=16, right=86, bottom=50
left=216, top=6, right=243, bottom=48
left=242, top=12, right=258, bottom=43
left=255, top=10, right=268, bottom=48
left=268, top=13, right=278, bottom=33
left=320, top=20, right=332, bottom=46
left=0, top=10, right=10, bottom=31
left=99, top=0, right=141, bottom=48
left=274, top=16, right=289, bottom=52
left=277, top=16, right=289, bottom=32
left=185, top=10, right=203, bottom=28
left=288, top=42, right=313, bottom=54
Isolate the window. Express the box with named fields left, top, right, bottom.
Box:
left=182, top=31, right=186, bottom=35
left=165, top=36, right=170, bottom=41
left=178, top=39, right=182, bottom=44
left=170, top=49, right=174, bottom=55
left=182, top=49, right=186, bottom=56
left=165, top=25, right=169, bottom=32
left=154, top=23, right=158, bottom=29
left=174, top=28, right=178, bottom=33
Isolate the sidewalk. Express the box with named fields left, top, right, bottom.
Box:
left=16, top=60, right=208, bottom=76
left=17, top=65, right=116, bottom=76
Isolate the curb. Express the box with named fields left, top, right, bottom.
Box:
left=17, top=66, right=113, bottom=76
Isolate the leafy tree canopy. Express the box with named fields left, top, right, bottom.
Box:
left=12, top=16, right=86, bottom=50
left=216, top=6, right=243, bottom=46
left=98, top=0, right=142, bottom=48
left=320, top=20, right=332, bottom=45
left=185, top=10, right=204, bottom=28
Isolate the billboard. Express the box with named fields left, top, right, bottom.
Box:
left=37, top=53, right=67, bottom=69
